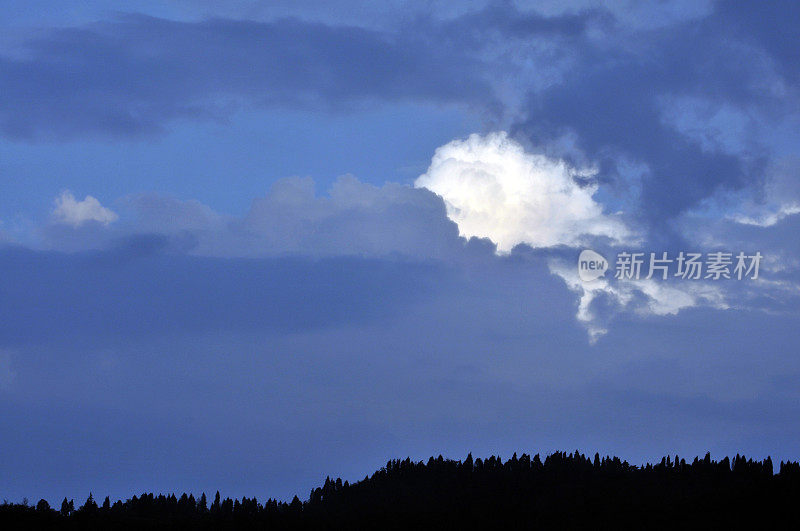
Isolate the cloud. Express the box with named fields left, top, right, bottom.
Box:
left=123, top=193, right=227, bottom=233
left=672, top=207, right=800, bottom=314
left=415, top=132, right=632, bottom=253
left=0, top=13, right=495, bottom=140
left=0, top=247, right=444, bottom=346
left=39, top=176, right=464, bottom=260
left=548, top=258, right=727, bottom=342
left=510, top=0, right=800, bottom=227
left=0, top=4, right=623, bottom=141
left=32, top=167, right=795, bottom=343
left=51, top=191, right=118, bottom=227
left=238, top=175, right=463, bottom=258
left=732, top=204, right=800, bottom=228
left=724, top=159, right=800, bottom=228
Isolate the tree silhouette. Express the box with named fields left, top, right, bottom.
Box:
left=2, top=451, right=799, bottom=529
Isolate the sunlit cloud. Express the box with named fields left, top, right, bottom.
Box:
left=415, top=132, right=632, bottom=253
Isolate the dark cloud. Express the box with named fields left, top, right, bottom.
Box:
left=716, top=0, right=800, bottom=85
left=0, top=4, right=612, bottom=140
left=0, top=245, right=448, bottom=347
left=513, top=6, right=797, bottom=224
left=0, top=13, right=494, bottom=139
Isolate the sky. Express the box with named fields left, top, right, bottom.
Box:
left=1, top=0, right=800, bottom=505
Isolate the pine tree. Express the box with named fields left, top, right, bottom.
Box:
left=82, top=493, right=97, bottom=513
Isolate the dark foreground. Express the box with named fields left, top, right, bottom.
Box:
left=3, top=451, right=799, bottom=529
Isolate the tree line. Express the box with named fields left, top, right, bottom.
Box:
left=2, top=451, right=799, bottom=529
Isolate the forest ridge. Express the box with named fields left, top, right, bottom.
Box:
left=2, top=451, right=799, bottom=529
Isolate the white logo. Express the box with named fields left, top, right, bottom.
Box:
left=578, top=249, right=608, bottom=281
left=576, top=250, right=762, bottom=282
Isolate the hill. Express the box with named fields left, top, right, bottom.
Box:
left=2, top=451, right=799, bottom=529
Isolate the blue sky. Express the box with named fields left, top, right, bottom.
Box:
left=1, top=0, right=800, bottom=504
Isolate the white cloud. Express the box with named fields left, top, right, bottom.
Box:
left=549, top=259, right=727, bottom=342
left=731, top=204, right=800, bottom=228
left=52, top=191, right=118, bottom=227
left=415, top=132, right=632, bottom=253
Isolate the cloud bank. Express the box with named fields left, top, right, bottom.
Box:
left=37, top=176, right=464, bottom=260
left=26, top=124, right=799, bottom=342
left=31, top=170, right=795, bottom=342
